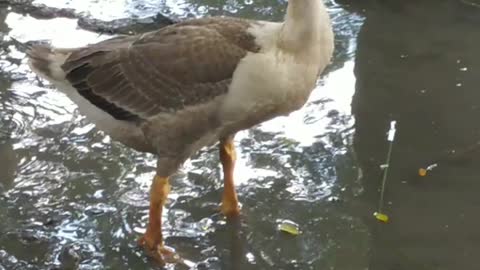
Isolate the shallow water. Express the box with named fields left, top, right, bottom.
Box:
left=1, top=0, right=479, bottom=269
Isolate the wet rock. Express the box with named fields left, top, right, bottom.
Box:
left=78, top=13, right=177, bottom=35
left=0, top=0, right=32, bottom=5
left=58, top=244, right=81, bottom=270
left=196, top=257, right=221, bottom=270
left=3, top=1, right=76, bottom=19
left=18, top=230, right=41, bottom=243
left=2, top=0, right=176, bottom=35
left=29, top=5, right=76, bottom=19
left=84, top=203, right=117, bottom=216
left=327, top=109, right=340, bottom=118
left=43, top=215, right=63, bottom=227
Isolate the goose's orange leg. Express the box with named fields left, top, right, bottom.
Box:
left=219, top=136, right=240, bottom=217
left=138, top=175, right=176, bottom=264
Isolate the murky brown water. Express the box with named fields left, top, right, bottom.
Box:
left=1, top=0, right=479, bottom=269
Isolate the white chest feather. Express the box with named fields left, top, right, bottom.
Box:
left=220, top=20, right=333, bottom=126
left=222, top=50, right=318, bottom=116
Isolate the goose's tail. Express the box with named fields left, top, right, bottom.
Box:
left=10, top=37, right=71, bottom=83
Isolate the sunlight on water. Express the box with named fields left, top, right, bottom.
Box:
left=11, top=82, right=75, bottom=127
left=164, top=0, right=192, bottom=17
left=7, top=13, right=111, bottom=47
left=229, top=61, right=356, bottom=191
left=259, top=61, right=355, bottom=147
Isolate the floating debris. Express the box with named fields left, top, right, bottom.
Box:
left=374, top=120, right=397, bottom=223
left=418, top=163, right=438, bottom=177
left=277, top=219, right=300, bottom=236
left=373, top=212, right=389, bottom=223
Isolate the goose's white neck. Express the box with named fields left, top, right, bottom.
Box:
left=279, top=0, right=331, bottom=52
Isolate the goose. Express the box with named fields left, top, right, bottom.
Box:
left=25, top=0, right=334, bottom=264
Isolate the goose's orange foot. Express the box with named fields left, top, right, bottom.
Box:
left=138, top=175, right=178, bottom=265
left=220, top=197, right=240, bottom=217
left=138, top=233, right=178, bottom=265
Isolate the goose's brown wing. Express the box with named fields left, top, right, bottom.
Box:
left=62, top=17, right=260, bottom=121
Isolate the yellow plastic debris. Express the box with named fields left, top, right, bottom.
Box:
left=278, top=220, right=300, bottom=235
left=374, top=212, right=389, bottom=223
left=418, top=168, right=427, bottom=177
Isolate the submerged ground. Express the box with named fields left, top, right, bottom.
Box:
left=0, top=0, right=479, bottom=269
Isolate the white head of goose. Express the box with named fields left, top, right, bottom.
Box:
left=26, top=0, right=334, bottom=264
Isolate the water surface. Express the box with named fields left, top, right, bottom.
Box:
left=1, top=0, right=479, bottom=269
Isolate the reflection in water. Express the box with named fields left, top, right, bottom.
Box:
left=350, top=0, right=480, bottom=269
left=0, top=0, right=369, bottom=269
left=0, top=140, right=17, bottom=191
left=0, top=7, right=17, bottom=192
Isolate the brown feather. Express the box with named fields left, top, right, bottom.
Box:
left=61, top=17, right=261, bottom=121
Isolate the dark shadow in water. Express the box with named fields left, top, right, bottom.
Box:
left=0, top=2, right=17, bottom=190
left=0, top=140, right=17, bottom=191
left=0, top=6, right=16, bottom=191
left=220, top=217, right=247, bottom=270
left=0, top=3, right=8, bottom=32
left=339, top=0, right=480, bottom=269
